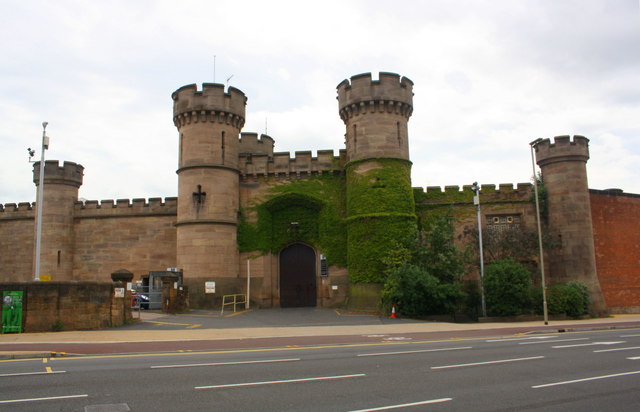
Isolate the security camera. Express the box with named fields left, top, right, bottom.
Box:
left=28, top=148, right=35, bottom=157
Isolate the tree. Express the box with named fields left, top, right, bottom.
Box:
left=484, top=259, right=532, bottom=316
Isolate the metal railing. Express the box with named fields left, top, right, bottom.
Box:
left=220, top=294, right=247, bottom=315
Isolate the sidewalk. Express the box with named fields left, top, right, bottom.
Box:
left=2, top=311, right=639, bottom=346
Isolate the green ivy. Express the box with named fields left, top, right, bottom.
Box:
left=237, top=173, right=347, bottom=267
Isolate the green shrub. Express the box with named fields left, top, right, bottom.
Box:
left=547, top=284, right=586, bottom=318
left=567, top=280, right=590, bottom=315
left=484, top=259, right=532, bottom=316
left=381, top=264, right=463, bottom=317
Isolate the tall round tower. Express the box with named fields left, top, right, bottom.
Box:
left=337, top=72, right=417, bottom=282
left=32, top=160, right=84, bottom=280
left=534, top=135, right=607, bottom=315
left=172, top=83, right=246, bottom=306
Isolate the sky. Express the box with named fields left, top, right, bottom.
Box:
left=1, top=0, right=639, bottom=205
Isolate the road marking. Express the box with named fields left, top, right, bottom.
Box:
left=0, top=371, right=66, bottom=377
left=621, top=334, right=640, bottom=338
left=185, top=324, right=201, bottom=329
left=348, top=398, right=453, bottom=411
left=594, top=346, right=640, bottom=353
left=532, top=370, right=640, bottom=388
left=520, top=338, right=589, bottom=345
left=486, top=336, right=557, bottom=342
left=431, top=356, right=544, bottom=370
left=42, top=358, right=48, bottom=363
left=141, top=320, right=193, bottom=326
left=151, top=358, right=300, bottom=369
left=358, top=346, right=472, bottom=357
left=0, top=394, right=86, bottom=404
left=45, top=366, right=52, bottom=373
left=195, top=373, right=366, bottom=389
left=627, top=357, right=640, bottom=360
left=383, top=337, right=412, bottom=341
left=552, top=341, right=625, bottom=349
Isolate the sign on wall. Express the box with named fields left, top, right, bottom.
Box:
left=2, top=291, right=23, bottom=334
left=205, top=282, right=216, bottom=294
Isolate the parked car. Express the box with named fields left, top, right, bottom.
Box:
left=132, top=293, right=149, bottom=310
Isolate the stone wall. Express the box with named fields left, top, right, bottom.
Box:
left=591, top=189, right=640, bottom=313
left=0, top=206, right=34, bottom=281
left=0, top=281, right=131, bottom=332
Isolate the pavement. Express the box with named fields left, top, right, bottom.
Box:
left=1, top=308, right=640, bottom=359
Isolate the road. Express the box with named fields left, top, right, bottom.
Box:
left=2, top=329, right=640, bottom=411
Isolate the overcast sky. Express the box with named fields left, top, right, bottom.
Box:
left=1, top=0, right=639, bottom=205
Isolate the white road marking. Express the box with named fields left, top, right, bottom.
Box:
left=552, top=341, right=625, bottom=349
left=382, top=337, right=412, bottom=341
left=358, top=347, right=471, bottom=357
left=519, top=338, right=589, bottom=345
left=195, top=373, right=366, bottom=389
left=627, top=356, right=640, bottom=360
left=0, top=394, right=87, bottom=404
left=532, top=370, right=640, bottom=388
left=0, top=371, right=66, bottom=377
left=151, top=358, right=300, bottom=369
left=431, top=356, right=544, bottom=370
left=620, top=334, right=640, bottom=338
left=594, top=346, right=640, bottom=353
left=486, top=336, right=557, bottom=342
left=348, top=398, right=453, bottom=411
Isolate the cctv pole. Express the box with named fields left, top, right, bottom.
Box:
left=472, top=182, right=487, bottom=318
left=530, top=139, right=549, bottom=325
left=34, top=122, right=49, bottom=281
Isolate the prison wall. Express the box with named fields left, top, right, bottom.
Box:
left=590, top=189, right=640, bottom=313
left=71, top=198, right=178, bottom=281
left=0, top=203, right=35, bottom=281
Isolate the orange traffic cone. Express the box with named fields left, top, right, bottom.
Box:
left=390, top=304, right=397, bottom=319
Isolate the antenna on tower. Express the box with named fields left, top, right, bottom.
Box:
left=265, top=117, right=268, bottom=135
left=213, top=55, right=216, bottom=83
left=226, top=75, right=234, bottom=89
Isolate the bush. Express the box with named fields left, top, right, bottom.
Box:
left=382, top=264, right=463, bottom=317
left=547, top=284, right=587, bottom=318
left=567, top=280, right=590, bottom=315
left=484, top=259, right=532, bottom=316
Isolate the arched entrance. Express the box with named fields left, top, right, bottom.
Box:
left=279, top=243, right=317, bottom=307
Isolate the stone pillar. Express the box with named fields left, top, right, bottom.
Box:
left=337, top=73, right=417, bottom=282
left=172, top=84, right=247, bottom=307
left=535, top=135, right=607, bottom=315
left=32, top=161, right=84, bottom=281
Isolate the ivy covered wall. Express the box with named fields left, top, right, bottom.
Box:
left=346, top=158, right=417, bottom=283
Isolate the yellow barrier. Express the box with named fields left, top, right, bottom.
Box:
left=220, top=294, right=247, bottom=315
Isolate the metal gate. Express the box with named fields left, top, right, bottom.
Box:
left=279, top=243, right=317, bottom=307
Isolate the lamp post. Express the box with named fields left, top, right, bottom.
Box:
left=529, top=138, right=549, bottom=325
left=34, top=122, right=49, bottom=281
left=471, top=182, right=487, bottom=318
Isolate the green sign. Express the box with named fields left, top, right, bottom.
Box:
left=2, top=291, right=23, bottom=334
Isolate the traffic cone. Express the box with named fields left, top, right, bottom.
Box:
left=390, top=304, right=397, bottom=319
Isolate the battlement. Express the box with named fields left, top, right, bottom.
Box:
left=239, top=149, right=346, bottom=179
left=172, top=83, right=247, bottom=129
left=74, top=197, right=178, bottom=218
left=534, top=135, right=590, bottom=167
left=239, top=133, right=275, bottom=156
left=414, top=183, right=534, bottom=204
left=0, top=202, right=35, bottom=221
left=337, top=72, right=414, bottom=122
left=33, top=160, right=84, bottom=188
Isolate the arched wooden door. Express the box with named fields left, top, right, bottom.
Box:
left=279, top=243, right=317, bottom=307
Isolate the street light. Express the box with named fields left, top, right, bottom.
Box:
left=34, top=122, right=49, bottom=281
left=471, top=182, right=487, bottom=318
left=529, top=138, right=549, bottom=325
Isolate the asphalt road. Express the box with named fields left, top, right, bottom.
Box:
left=2, top=329, right=640, bottom=411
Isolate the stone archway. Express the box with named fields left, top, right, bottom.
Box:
left=279, top=243, right=317, bottom=307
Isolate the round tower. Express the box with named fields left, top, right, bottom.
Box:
left=172, top=83, right=246, bottom=306
left=534, top=135, right=607, bottom=315
left=337, top=72, right=417, bottom=282
left=32, top=160, right=84, bottom=280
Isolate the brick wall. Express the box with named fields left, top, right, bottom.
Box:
left=591, top=190, right=640, bottom=312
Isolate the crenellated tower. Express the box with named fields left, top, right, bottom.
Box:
left=32, top=160, right=84, bottom=280
left=534, top=135, right=607, bottom=315
left=337, top=72, right=417, bottom=282
left=172, top=83, right=247, bottom=304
